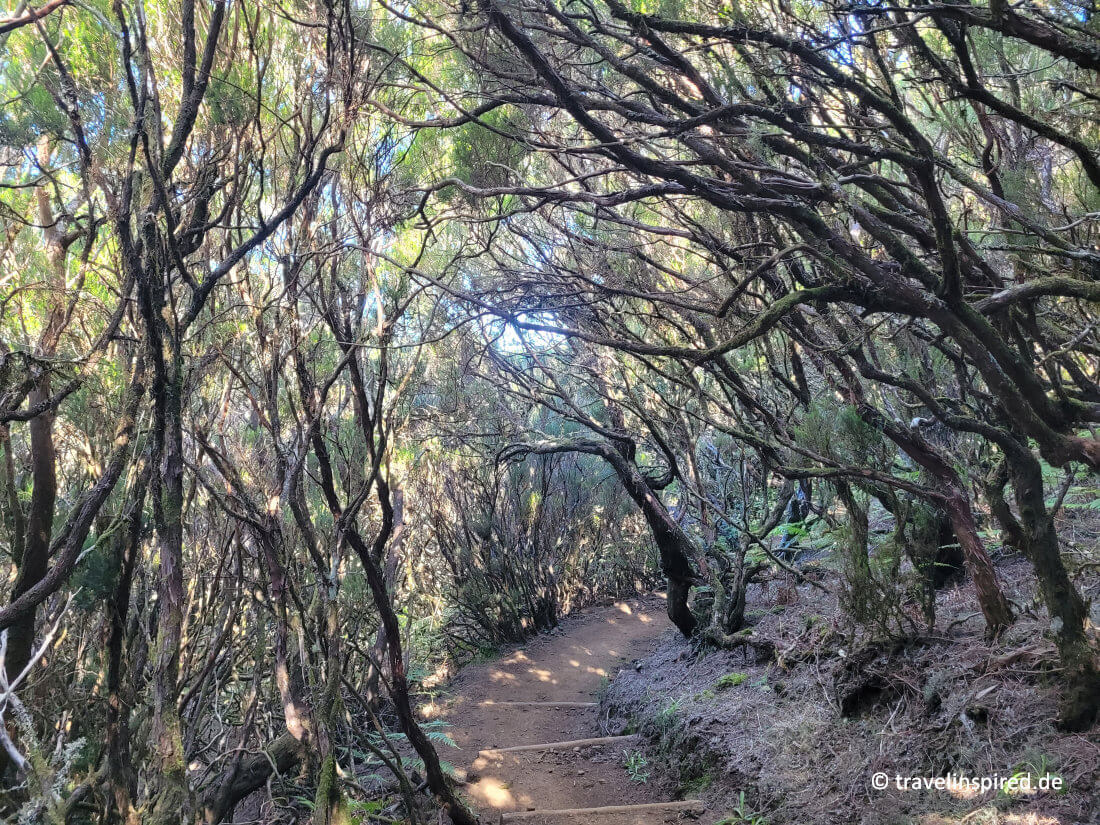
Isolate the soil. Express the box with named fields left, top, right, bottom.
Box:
left=600, top=559, right=1100, bottom=825
left=434, top=596, right=708, bottom=825
left=427, top=522, right=1099, bottom=825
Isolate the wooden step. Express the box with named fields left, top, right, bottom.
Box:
left=479, top=700, right=597, bottom=708
left=478, top=734, right=639, bottom=757
left=500, top=800, right=704, bottom=821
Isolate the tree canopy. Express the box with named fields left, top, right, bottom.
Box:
left=0, top=0, right=1097, bottom=821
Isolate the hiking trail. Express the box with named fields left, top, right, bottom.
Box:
left=435, top=598, right=710, bottom=825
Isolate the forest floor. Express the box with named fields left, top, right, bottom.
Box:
left=423, top=544, right=1098, bottom=825
left=600, top=559, right=1100, bottom=825
left=430, top=596, right=711, bottom=824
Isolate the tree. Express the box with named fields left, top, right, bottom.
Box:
left=386, top=0, right=1099, bottom=727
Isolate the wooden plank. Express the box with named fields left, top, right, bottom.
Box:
left=478, top=701, right=597, bottom=708
left=501, top=800, right=704, bottom=820
left=478, top=734, right=638, bottom=757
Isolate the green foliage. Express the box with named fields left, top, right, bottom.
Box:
left=654, top=696, right=684, bottom=731
left=714, top=672, right=748, bottom=690
left=622, top=749, right=651, bottom=783
left=1002, top=751, right=1063, bottom=799
left=3, top=0, right=1099, bottom=812
left=206, top=70, right=253, bottom=128
left=680, top=769, right=716, bottom=794
left=595, top=674, right=612, bottom=701
left=347, top=799, right=387, bottom=822
left=70, top=541, right=119, bottom=611
left=794, top=403, right=887, bottom=467
left=466, top=113, right=524, bottom=177
left=716, top=792, right=770, bottom=825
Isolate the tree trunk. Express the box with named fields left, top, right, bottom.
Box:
left=984, top=458, right=1024, bottom=552
left=0, top=380, right=56, bottom=782
left=871, top=489, right=963, bottom=593
left=504, top=439, right=700, bottom=637
left=1009, top=454, right=1099, bottom=730
left=257, top=529, right=314, bottom=749
left=0, top=423, right=26, bottom=566
left=105, top=473, right=147, bottom=824
left=836, top=482, right=875, bottom=624
left=609, top=459, right=698, bottom=636
left=312, top=582, right=349, bottom=825
left=3, top=142, right=68, bottom=730
left=880, top=427, right=1013, bottom=634
left=346, top=478, right=479, bottom=825
left=935, top=491, right=1011, bottom=629
left=202, top=733, right=303, bottom=824
left=147, top=369, right=192, bottom=824
left=3, top=382, right=55, bottom=685
left=363, top=488, right=404, bottom=706
left=931, top=511, right=965, bottom=589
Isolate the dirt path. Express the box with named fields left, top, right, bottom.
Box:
left=437, top=597, right=707, bottom=825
